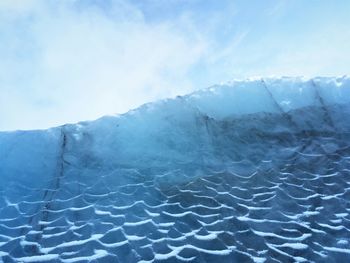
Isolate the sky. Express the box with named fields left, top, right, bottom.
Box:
left=0, top=0, right=349, bottom=131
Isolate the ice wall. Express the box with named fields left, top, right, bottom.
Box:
left=0, top=77, right=350, bottom=262
left=1, top=77, right=350, bottom=184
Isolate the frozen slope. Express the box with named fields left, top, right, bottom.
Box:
left=0, top=77, right=350, bottom=262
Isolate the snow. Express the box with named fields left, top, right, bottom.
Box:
left=60, top=250, right=109, bottom=263
left=40, top=234, right=104, bottom=254
left=275, top=243, right=308, bottom=250
left=194, top=232, right=217, bottom=241
left=323, top=246, right=350, bottom=254
left=15, top=254, right=60, bottom=262
left=252, top=230, right=312, bottom=241
left=123, top=219, right=153, bottom=226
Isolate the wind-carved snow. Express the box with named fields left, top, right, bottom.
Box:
left=1, top=77, right=350, bottom=262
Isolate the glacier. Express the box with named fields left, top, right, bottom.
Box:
left=0, top=76, right=350, bottom=262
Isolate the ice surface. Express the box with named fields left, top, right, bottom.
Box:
left=0, top=77, right=350, bottom=262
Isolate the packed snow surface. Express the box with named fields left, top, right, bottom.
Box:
left=1, top=77, right=350, bottom=262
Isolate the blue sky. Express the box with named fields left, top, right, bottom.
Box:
left=0, top=0, right=349, bottom=130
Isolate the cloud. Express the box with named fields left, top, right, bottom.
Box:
left=1, top=0, right=349, bottom=130
left=0, top=0, right=207, bottom=130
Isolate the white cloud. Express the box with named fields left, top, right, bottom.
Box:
left=1, top=0, right=349, bottom=130
left=0, top=0, right=39, bottom=13
left=0, top=0, right=207, bottom=130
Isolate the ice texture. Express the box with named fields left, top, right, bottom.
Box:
left=0, top=77, right=350, bottom=262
